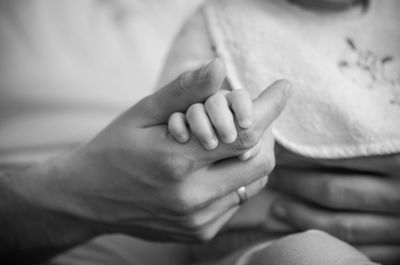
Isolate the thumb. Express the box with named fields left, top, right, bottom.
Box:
left=212, top=80, right=292, bottom=161
left=252, top=79, right=292, bottom=133
left=143, top=58, right=226, bottom=124
left=179, top=79, right=292, bottom=166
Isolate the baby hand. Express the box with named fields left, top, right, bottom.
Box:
left=168, top=89, right=255, bottom=159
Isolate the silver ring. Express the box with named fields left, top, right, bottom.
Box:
left=236, top=186, right=248, bottom=205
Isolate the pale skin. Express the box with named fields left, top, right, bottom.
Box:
left=162, top=8, right=400, bottom=265
left=0, top=1, right=387, bottom=265
left=0, top=0, right=293, bottom=264
left=168, top=89, right=260, bottom=161
left=0, top=58, right=292, bottom=264
left=165, top=87, right=379, bottom=265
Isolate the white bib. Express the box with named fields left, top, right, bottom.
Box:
left=205, top=0, right=400, bottom=158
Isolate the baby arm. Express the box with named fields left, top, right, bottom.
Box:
left=168, top=89, right=256, bottom=160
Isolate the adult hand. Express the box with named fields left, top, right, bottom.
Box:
left=46, top=60, right=292, bottom=243
left=269, top=150, right=400, bottom=265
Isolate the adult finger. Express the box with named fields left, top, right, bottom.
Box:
left=269, top=168, right=400, bottom=215
left=227, top=187, right=297, bottom=234
left=186, top=177, right=269, bottom=242
left=172, top=138, right=272, bottom=214
left=140, top=58, right=225, bottom=125
left=174, top=176, right=269, bottom=234
left=195, top=208, right=239, bottom=242
left=182, top=79, right=292, bottom=164
left=251, top=79, right=292, bottom=135
left=222, top=79, right=291, bottom=157
left=277, top=149, right=400, bottom=178
left=219, top=176, right=269, bottom=209
left=357, top=245, right=400, bottom=265
left=270, top=197, right=400, bottom=244
left=138, top=177, right=268, bottom=243
left=201, top=147, right=272, bottom=203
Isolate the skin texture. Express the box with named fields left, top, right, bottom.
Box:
left=64, top=62, right=291, bottom=243
left=0, top=0, right=293, bottom=264
left=0, top=60, right=292, bottom=264
left=168, top=89, right=254, bottom=150
left=160, top=8, right=400, bottom=265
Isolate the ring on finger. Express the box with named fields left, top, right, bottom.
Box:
left=236, top=186, right=248, bottom=205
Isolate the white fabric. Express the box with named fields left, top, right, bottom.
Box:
left=205, top=0, right=400, bottom=159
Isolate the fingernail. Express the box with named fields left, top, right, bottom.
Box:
left=205, top=138, right=218, bottom=150
left=239, top=118, right=253, bottom=129
left=223, top=133, right=237, bottom=144
left=272, top=202, right=287, bottom=219
left=201, top=58, right=220, bottom=78
left=281, top=80, right=293, bottom=97
left=178, top=133, right=189, bottom=143
left=198, top=61, right=212, bottom=79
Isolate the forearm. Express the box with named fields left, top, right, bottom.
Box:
left=0, top=158, right=99, bottom=264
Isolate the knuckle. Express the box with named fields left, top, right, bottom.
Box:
left=320, top=179, right=346, bottom=209
left=171, top=186, right=204, bottom=216
left=181, top=215, right=206, bottom=231
left=191, top=228, right=215, bottom=243
left=161, top=154, right=193, bottom=181
left=171, top=196, right=194, bottom=216
left=332, top=217, right=357, bottom=243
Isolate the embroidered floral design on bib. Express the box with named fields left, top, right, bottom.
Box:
left=339, top=38, right=400, bottom=90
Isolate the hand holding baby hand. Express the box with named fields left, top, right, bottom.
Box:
left=168, top=88, right=260, bottom=160
left=60, top=59, right=291, bottom=243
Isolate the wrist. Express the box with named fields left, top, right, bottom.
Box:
left=0, top=153, right=103, bottom=262
left=28, top=153, right=104, bottom=237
